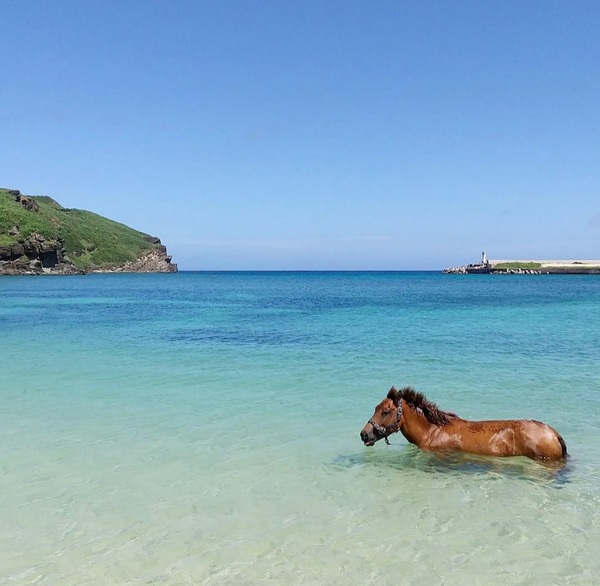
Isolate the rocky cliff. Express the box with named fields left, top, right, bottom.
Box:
left=0, top=232, right=83, bottom=275
left=90, top=244, right=177, bottom=274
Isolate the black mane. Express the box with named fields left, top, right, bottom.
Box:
left=387, top=386, right=455, bottom=426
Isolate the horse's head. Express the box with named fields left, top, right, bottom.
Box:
left=360, top=387, right=403, bottom=446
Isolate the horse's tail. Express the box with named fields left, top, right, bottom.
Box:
left=557, top=433, right=568, bottom=458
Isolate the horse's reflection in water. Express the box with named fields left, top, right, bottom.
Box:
left=336, top=444, right=572, bottom=486
left=404, top=446, right=570, bottom=485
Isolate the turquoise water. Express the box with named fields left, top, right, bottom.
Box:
left=1, top=272, right=600, bottom=585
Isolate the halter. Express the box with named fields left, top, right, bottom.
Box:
left=368, top=404, right=402, bottom=445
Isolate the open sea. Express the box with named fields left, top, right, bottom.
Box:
left=1, top=271, right=600, bottom=585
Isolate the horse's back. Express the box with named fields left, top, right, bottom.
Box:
left=459, top=418, right=566, bottom=460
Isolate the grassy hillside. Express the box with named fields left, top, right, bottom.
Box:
left=0, top=188, right=156, bottom=270
left=492, top=262, right=542, bottom=270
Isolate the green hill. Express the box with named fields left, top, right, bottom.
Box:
left=0, top=188, right=176, bottom=273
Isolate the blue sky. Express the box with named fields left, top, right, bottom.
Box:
left=2, top=1, right=599, bottom=270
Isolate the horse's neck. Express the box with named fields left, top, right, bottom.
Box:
left=399, top=402, right=437, bottom=447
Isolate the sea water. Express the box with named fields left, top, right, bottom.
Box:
left=1, top=272, right=599, bottom=585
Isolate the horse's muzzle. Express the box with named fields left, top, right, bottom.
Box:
left=360, top=428, right=378, bottom=446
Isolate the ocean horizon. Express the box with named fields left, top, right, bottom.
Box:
left=2, top=271, right=599, bottom=585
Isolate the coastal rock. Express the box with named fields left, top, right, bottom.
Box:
left=14, top=194, right=40, bottom=212
left=0, top=234, right=84, bottom=275
left=92, top=246, right=178, bottom=274
left=0, top=237, right=177, bottom=276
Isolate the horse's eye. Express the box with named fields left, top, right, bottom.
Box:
left=382, top=410, right=390, bottom=416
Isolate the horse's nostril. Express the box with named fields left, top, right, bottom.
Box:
left=360, top=431, right=368, bottom=440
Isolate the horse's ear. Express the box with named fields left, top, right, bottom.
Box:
left=387, top=386, right=399, bottom=405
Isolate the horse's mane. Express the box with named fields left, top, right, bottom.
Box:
left=387, top=386, right=456, bottom=426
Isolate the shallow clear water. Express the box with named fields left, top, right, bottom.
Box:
left=1, top=272, right=599, bottom=585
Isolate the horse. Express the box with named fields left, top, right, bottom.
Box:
left=360, top=386, right=567, bottom=462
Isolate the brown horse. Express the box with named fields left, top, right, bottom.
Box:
left=360, top=386, right=567, bottom=461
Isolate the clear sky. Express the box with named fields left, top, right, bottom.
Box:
left=2, top=1, right=599, bottom=270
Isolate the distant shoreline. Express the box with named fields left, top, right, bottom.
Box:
left=443, top=260, right=600, bottom=275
